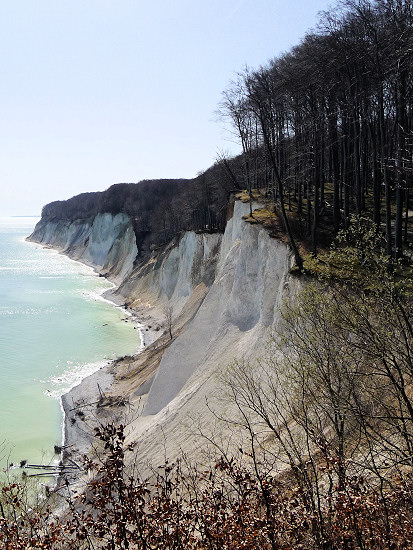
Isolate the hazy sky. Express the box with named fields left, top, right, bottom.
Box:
left=1, top=0, right=332, bottom=216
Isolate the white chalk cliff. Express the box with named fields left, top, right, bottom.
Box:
left=28, top=212, right=138, bottom=284
left=29, top=200, right=295, bottom=464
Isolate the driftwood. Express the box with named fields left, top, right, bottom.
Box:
left=22, top=460, right=82, bottom=477
left=69, top=399, right=100, bottom=411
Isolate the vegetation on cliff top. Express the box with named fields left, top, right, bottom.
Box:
left=43, top=0, right=413, bottom=267
left=41, top=171, right=235, bottom=257
left=219, top=0, right=413, bottom=267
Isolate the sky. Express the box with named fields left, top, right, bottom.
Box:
left=0, top=0, right=333, bottom=216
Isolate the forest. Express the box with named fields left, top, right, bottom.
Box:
left=40, top=174, right=233, bottom=256
left=42, top=0, right=413, bottom=269
left=219, top=0, right=413, bottom=268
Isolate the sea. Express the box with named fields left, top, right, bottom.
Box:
left=0, top=217, right=140, bottom=470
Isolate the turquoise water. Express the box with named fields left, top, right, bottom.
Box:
left=0, top=217, right=140, bottom=469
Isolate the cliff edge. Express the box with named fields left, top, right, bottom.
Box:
left=28, top=197, right=295, bottom=467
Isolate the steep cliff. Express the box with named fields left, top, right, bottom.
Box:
left=120, top=200, right=291, bottom=417
left=105, top=200, right=295, bottom=466
left=29, top=198, right=295, bottom=465
left=28, top=212, right=138, bottom=284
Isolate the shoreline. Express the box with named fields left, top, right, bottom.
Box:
left=23, top=239, right=151, bottom=470
left=25, top=235, right=166, bottom=475
left=59, top=285, right=162, bottom=466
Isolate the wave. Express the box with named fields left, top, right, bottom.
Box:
left=0, top=308, right=57, bottom=316
left=41, top=359, right=112, bottom=400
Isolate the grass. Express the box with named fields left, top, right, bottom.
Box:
left=235, top=185, right=413, bottom=284
left=235, top=189, right=268, bottom=203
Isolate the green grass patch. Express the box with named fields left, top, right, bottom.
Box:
left=235, top=189, right=268, bottom=202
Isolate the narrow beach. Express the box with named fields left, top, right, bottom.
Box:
left=60, top=295, right=163, bottom=463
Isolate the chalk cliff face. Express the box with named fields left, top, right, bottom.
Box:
left=29, top=199, right=295, bottom=464
left=114, top=199, right=294, bottom=466
left=130, top=200, right=291, bottom=416
left=28, top=212, right=138, bottom=283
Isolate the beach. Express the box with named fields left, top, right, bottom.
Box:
left=59, top=298, right=164, bottom=465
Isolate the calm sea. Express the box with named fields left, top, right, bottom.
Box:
left=0, top=217, right=140, bottom=469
